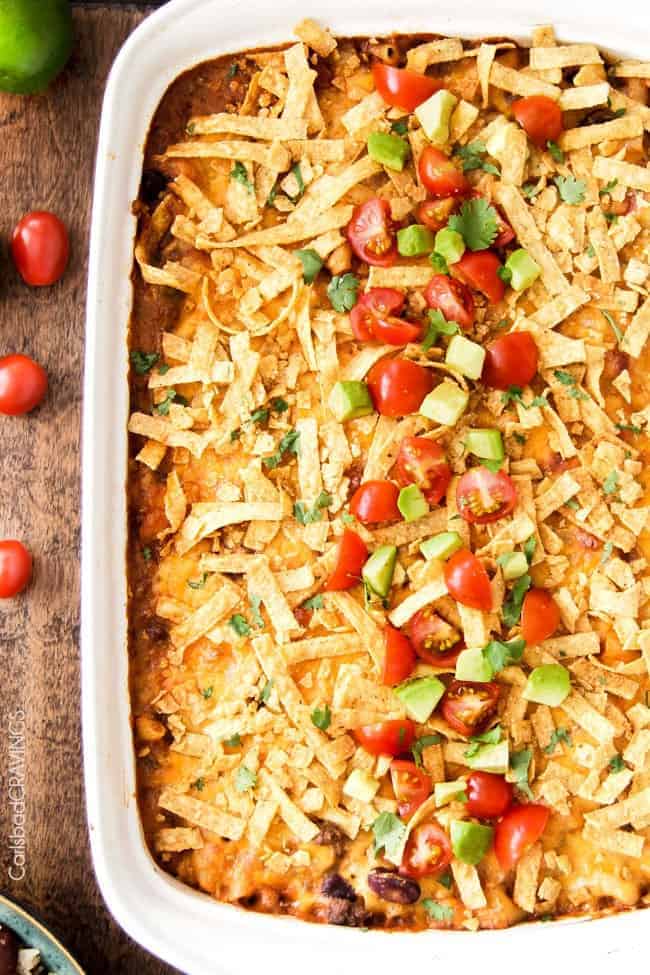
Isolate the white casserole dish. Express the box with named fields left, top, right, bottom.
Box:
left=82, top=0, right=647, bottom=971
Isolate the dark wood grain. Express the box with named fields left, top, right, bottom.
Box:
left=0, top=8, right=179, bottom=974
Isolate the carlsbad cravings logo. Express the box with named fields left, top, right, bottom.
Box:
left=6, top=709, right=26, bottom=881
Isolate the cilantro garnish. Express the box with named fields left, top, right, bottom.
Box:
left=430, top=251, right=449, bottom=275
left=497, top=264, right=512, bottom=285
left=553, top=369, right=588, bottom=400
left=554, top=175, right=586, bottom=205
left=290, top=163, right=305, bottom=200
left=421, top=309, right=460, bottom=350
left=412, top=733, right=442, bottom=766
left=604, top=211, right=618, bottom=224
left=586, top=244, right=596, bottom=258
left=546, top=140, right=565, bottom=164
left=153, top=388, right=188, bottom=415
left=600, top=541, right=614, bottom=565
left=301, top=594, right=324, bottom=611
left=224, top=733, right=241, bottom=748
left=272, top=397, right=289, bottom=414
left=501, top=385, right=546, bottom=410
left=616, top=421, right=642, bottom=435
left=142, top=546, right=152, bottom=562
left=263, top=428, right=301, bottom=469
left=448, top=197, right=499, bottom=251
left=483, top=637, right=526, bottom=675
left=438, top=871, right=452, bottom=889
left=259, top=679, right=273, bottom=705
left=464, top=725, right=502, bottom=759
left=158, top=363, right=170, bottom=375
left=601, top=309, right=623, bottom=345
left=201, top=686, right=214, bottom=700
left=130, top=350, right=159, bottom=375
left=341, top=512, right=356, bottom=525
left=230, top=428, right=241, bottom=442
left=295, top=248, right=324, bottom=284
left=482, top=458, right=503, bottom=473
left=230, top=161, right=254, bottom=192
left=311, top=704, right=332, bottom=730
left=266, top=183, right=278, bottom=208
left=565, top=498, right=580, bottom=511
left=250, top=407, right=270, bottom=425
left=294, top=490, right=332, bottom=525
left=371, top=812, right=407, bottom=860
left=235, top=765, right=257, bottom=792
left=510, top=748, right=533, bottom=799
left=522, top=182, right=541, bottom=200
left=390, top=118, right=409, bottom=135
left=599, top=178, right=618, bottom=197
left=523, top=535, right=536, bottom=564
left=188, top=572, right=209, bottom=590
left=229, top=614, right=251, bottom=637
left=545, top=727, right=571, bottom=755
left=513, top=432, right=526, bottom=445
left=502, top=573, right=532, bottom=627
left=455, top=140, right=500, bottom=176
left=249, top=594, right=264, bottom=629
left=192, top=777, right=205, bottom=791
left=609, top=754, right=626, bottom=774
left=422, top=900, right=454, bottom=922
left=602, top=470, right=620, bottom=496
left=327, top=272, right=359, bottom=312
left=227, top=62, right=239, bottom=79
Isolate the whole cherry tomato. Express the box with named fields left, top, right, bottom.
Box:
left=466, top=772, right=514, bottom=819
left=347, top=198, right=397, bottom=267
left=512, top=95, right=563, bottom=148
left=495, top=803, right=550, bottom=871
left=407, top=607, right=463, bottom=667
left=418, top=146, right=469, bottom=198
left=395, top=436, right=452, bottom=505
left=400, top=821, right=452, bottom=878
left=349, top=480, right=400, bottom=524
left=456, top=468, right=517, bottom=525
left=391, top=760, right=431, bottom=819
left=350, top=288, right=405, bottom=342
left=355, top=719, right=415, bottom=757
left=367, top=358, right=434, bottom=417
left=416, top=198, right=458, bottom=232
left=521, top=589, right=561, bottom=644
left=323, top=528, right=368, bottom=591
left=453, top=251, right=505, bottom=304
left=482, top=331, right=539, bottom=390
left=372, top=63, right=441, bottom=112
left=0, top=540, right=33, bottom=598
left=444, top=549, right=492, bottom=611
left=11, top=210, right=69, bottom=286
left=441, top=680, right=500, bottom=737
left=382, top=625, right=417, bottom=686
left=0, top=354, right=48, bottom=415
left=424, top=274, right=475, bottom=330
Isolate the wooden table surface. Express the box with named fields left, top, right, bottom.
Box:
left=0, top=6, right=180, bottom=974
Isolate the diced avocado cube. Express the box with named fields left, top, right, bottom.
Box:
left=367, top=131, right=411, bottom=171
left=415, top=89, right=458, bottom=145
left=455, top=647, right=494, bottom=683
left=420, top=531, right=463, bottom=561
left=465, top=740, right=509, bottom=774
left=328, top=380, right=373, bottom=422
left=434, top=227, right=465, bottom=266
left=397, top=484, right=429, bottom=523
left=505, top=248, right=541, bottom=291
left=362, top=544, right=397, bottom=598
left=343, top=768, right=380, bottom=802
left=420, top=379, right=469, bottom=426
left=394, top=676, right=446, bottom=723
left=499, top=551, right=529, bottom=581
left=522, top=664, right=571, bottom=707
left=445, top=334, right=486, bottom=380
left=450, top=820, right=494, bottom=865
left=465, top=428, right=504, bottom=462
left=397, top=224, right=435, bottom=257
left=434, top=778, right=467, bottom=808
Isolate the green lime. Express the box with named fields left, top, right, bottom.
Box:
left=0, top=0, right=73, bottom=94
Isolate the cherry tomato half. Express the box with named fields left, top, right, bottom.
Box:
left=383, top=625, right=417, bottom=686
left=495, top=803, right=550, bottom=872
left=444, top=549, right=492, bottom=612
left=416, top=197, right=458, bottom=232
left=391, top=760, right=431, bottom=819
left=407, top=606, right=463, bottom=667
left=424, top=274, right=475, bottom=330
left=482, top=331, right=539, bottom=390
left=351, top=288, right=405, bottom=342
left=400, top=821, right=452, bottom=878
left=395, top=436, right=452, bottom=506
left=418, top=146, right=469, bottom=198
left=11, top=211, right=70, bottom=286
left=441, top=681, right=500, bottom=737
left=453, top=250, right=505, bottom=304
left=347, top=198, right=397, bottom=267
left=0, top=354, right=48, bottom=416
left=367, top=358, right=434, bottom=417
left=372, top=63, right=441, bottom=112
left=456, top=468, right=517, bottom=525
left=355, top=719, right=415, bottom=757
left=521, top=589, right=561, bottom=645
left=349, top=480, right=400, bottom=524
left=512, top=95, right=563, bottom=148
left=0, top=540, right=33, bottom=598
left=466, top=771, right=514, bottom=819
left=324, top=528, right=368, bottom=591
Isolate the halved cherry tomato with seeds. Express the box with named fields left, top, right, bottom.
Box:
left=521, top=589, right=561, bottom=644
left=383, top=625, right=417, bottom=686
left=466, top=772, right=514, bottom=819
left=418, top=146, right=469, bottom=198
left=349, top=480, right=400, bottom=524
left=372, top=63, right=442, bottom=112
left=444, top=549, right=492, bottom=612
left=417, top=197, right=458, bottom=232
left=453, top=250, right=505, bottom=304
left=441, top=681, right=500, bottom=737
left=495, top=804, right=550, bottom=872
left=351, top=287, right=405, bottom=342
left=456, top=468, right=517, bottom=525
left=482, top=331, right=539, bottom=390
left=424, top=275, right=475, bottom=330
left=512, top=95, right=563, bottom=148
left=407, top=607, right=463, bottom=667
left=0, top=540, right=33, bottom=598
left=367, top=358, right=434, bottom=417
left=395, top=437, right=452, bottom=505
left=391, top=760, right=431, bottom=819
left=371, top=316, right=423, bottom=345
left=355, top=719, right=415, bottom=757
left=400, top=821, right=452, bottom=878
left=347, top=198, right=397, bottom=267
left=324, top=528, right=368, bottom=591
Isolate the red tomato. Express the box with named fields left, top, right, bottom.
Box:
left=0, top=354, right=48, bottom=416
left=456, top=468, right=517, bottom=525
left=495, top=804, right=550, bottom=872
left=350, top=288, right=405, bottom=342
left=482, top=331, right=539, bottom=390
left=416, top=198, right=458, bottom=232
left=444, top=549, right=492, bottom=611
left=391, top=760, right=431, bottom=819
left=0, top=540, right=33, bottom=598
left=441, top=681, right=500, bottom=737
left=424, top=275, right=475, bottom=330
left=400, top=822, right=452, bottom=878
left=418, top=146, right=469, bottom=198
left=395, top=436, right=452, bottom=505
left=453, top=250, right=505, bottom=304
left=11, top=211, right=70, bottom=286
left=371, top=316, right=423, bottom=345
left=347, top=198, right=397, bottom=267
left=466, top=772, right=514, bottom=819
left=407, top=607, right=463, bottom=667
left=521, top=589, right=561, bottom=644
left=349, top=480, right=400, bottom=524
left=372, top=63, right=441, bottom=112
left=355, top=719, right=415, bottom=757
left=383, top=625, right=417, bottom=686
left=367, top=358, right=434, bottom=417
left=323, top=528, right=368, bottom=591
left=512, top=95, right=563, bottom=148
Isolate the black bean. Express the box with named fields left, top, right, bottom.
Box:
left=144, top=616, right=169, bottom=642
left=367, top=868, right=421, bottom=904
left=313, top=821, right=347, bottom=858
left=139, top=169, right=169, bottom=206
left=325, top=898, right=371, bottom=927
left=0, top=929, right=18, bottom=975
left=321, top=873, right=356, bottom=901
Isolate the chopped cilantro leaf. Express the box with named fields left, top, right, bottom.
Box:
left=501, top=385, right=546, bottom=410
left=553, top=369, right=588, bottom=400
left=422, top=900, right=454, bottom=922
left=600, top=541, right=614, bottom=565
left=188, top=572, right=209, bottom=590
left=601, top=309, right=623, bottom=345
left=271, top=397, right=289, bottom=414
left=438, top=871, right=452, bottom=889
left=130, top=350, right=159, bottom=375
left=483, top=637, right=525, bottom=675
left=545, top=727, right=572, bottom=755
left=341, top=512, right=356, bottom=525
left=235, top=765, right=257, bottom=792
left=502, top=573, right=532, bottom=627
left=327, top=272, right=359, bottom=312
left=602, top=470, right=620, bottom=496
left=513, top=432, right=526, bottom=445
left=142, top=546, right=152, bottom=562
left=301, top=594, right=324, bottom=611
left=604, top=211, right=618, bottom=224
left=201, top=686, right=214, bottom=700
left=227, top=62, right=239, bottom=79
left=295, top=247, right=324, bottom=284
left=546, top=140, right=565, bottom=164
left=192, top=777, right=205, bottom=791
left=294, top=490, right=333, bottom=525
left=311, top=704, right=332, bottom=730
left=266, top=183, right=278, bottom=208
left=609, top=754, right=626, bottom=774
left=412, top=733, right=443, bottom=767
left=554, top=175, right=586, bottom=205
left=448, top=197, right=499, bottom=251
left=371, top=812, right=407, bottom=860
left=259, top=679, right=273, bottom=705
left=464, top=724, right=502, bottom=759
left=429, top=250, right=449, bottom=275
left=422, top=309, right=460, bottom=350
left=586, top=244, right=596, bottom=258
left=599, top=178, right=618, bottom=197
left=224, top=733, right=241, bottom=748
left=455, top=140, right=500, bottom=176
left=249, top=594, right=264, bottom=629
left=390, top=118, right=409, bottom=135
left=250, top=407, right=270, bottom=427
left=157, top=363, right=170, bottom=375
left=524, top=535, right=536, bottom=564
left=497, top=264, right=512, bottom=284
left=482, top=458, right=503, bottom=473
left=230, top=428, right=241, bottom=442
left=229, top=614, right=251, bottom=637
left=616, top=421, right=642, bottom=435
left=522, top=182, right=541, bottom=200
left=263, top=428, right=301, bottom=469
left=153, top=388, right=188, bottom=415
left=565, top=498, right=580, bottom=510
left=290, top=163, right=305, bottom=200
left=230, top=161, right=254, bottom=192
left=510, top=748, right=533, bottom=799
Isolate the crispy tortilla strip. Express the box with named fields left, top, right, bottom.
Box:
left=139, top=260, right=201, bottom=294
left=450, top=100, right=480, bottom=143
left=451, top=861, right=487, bottom=910
left=477, top=513, right=536, bottom=556
left=282, top=43, right=321, bottom=131
left=524, top=287, right=590, bottom=330
left=489, top=61, right=560, bottom=99
left=293, top=18, right=337, bottom=57
left=282, top=634, right=364, bottom=663
left=560, top=691, right=617, bottom=744
left=495, top=185, right=568, bottom=294
left=285, top=138, right=350, bottom=162
left=612, top=61, right=650, bottom=79
left=171, top=173, right=221, bottom=221
left=593, top=155, right=650, bottom=193
left=166, top=138, right=290, bottom=171
left=477, top=44, right=497, bottom=106
left=534, top=330, right=586, bottom=367
left=457, top=604, right=490, bottom=648
left=559, top=115, right=644, bottom=151
left=246, top=798, right=278, bottom=849
left=169, top=584, right=240, bottom=653
left=513, top=842, right=542, bottom=913
left=571, top=658, right=638, bottom=700
left=589, top=574, right=640, bottom=618
left=242, top=460, right=281, bottom=551
left=530, top=45, right=602, bottom=69
left=148, top=360, right=233, bottom=388
left=583, top=785, right=650, bottom=829
left=609, top=88, right=650, bottom=131
left=136, top=439, right=167, bottom=470
left=587, top=207, right=620, bottom=284
left=295, top=417, right=328, bottom=551
left=220, top=331, right=260, bottom=422
left=406, top=38, right=464, bottom=72
left=188, top=114, right=307, bottom=140
left=258, top=769, right=319, bottom=842
left=583, top=824, right=644, bottom=858
left=333, top=666, right=404, bottom=715
left=363, top=416, right=421, bottom=481
left=341, top=345, right=393, bottom=381
left=621, top=295, right=650, bottom=357
left=247, top=557, right=302, bottom=639
left=558, top=82, right=610, bottom=111
left=176, top=502, right=283, bottom=554
left=324, top=591, right=383, bottom=669
left=154, top=827, right=204, bottom=852
left=341, top=91, right=386, bottom=136
left=372, top=508, right=448, bottom=547
left=367, top=266, right=432, bottom=289
left=158, top=790, right=245, bottom=841
left=212, top=205, right=353, bottom=249
left=535, top=471, right=580, bottom=521
left=293, top=285, right=317, bottom=371
left=292, top=155, right=382, bottom=223
left=389, top=578, right=448, bottom=629
left=164, top=471, right=187, bottom=533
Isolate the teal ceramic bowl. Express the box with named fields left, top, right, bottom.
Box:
left=0, top=895, right=84, bottom=973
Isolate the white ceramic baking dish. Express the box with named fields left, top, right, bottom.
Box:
left=82, top=0, right=647, bottom=971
